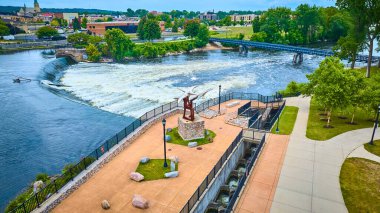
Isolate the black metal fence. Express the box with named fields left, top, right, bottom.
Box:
left=9, top=100, right=179, bottom=213
left=179, top=131, right=243, bottom=213
left=9, top=92, right=282, bottom=213
left=226, top=134, right=267, bottom=212
left=237, top=102, right=251, bottom=115
left=263, top=100, right=286, bottom=131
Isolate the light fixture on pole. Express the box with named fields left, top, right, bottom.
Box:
left=162, top=118, right=168, bottom=167
left=218, top=85, right=221, bottom=114
left=370, top=105, right=380, bottom=145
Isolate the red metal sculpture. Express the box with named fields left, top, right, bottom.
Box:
left=177, top=86, right=211, bottom=122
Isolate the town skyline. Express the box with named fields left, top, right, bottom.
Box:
left=1, top=0, right=335, bottom=12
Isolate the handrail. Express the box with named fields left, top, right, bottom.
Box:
left=210, top=38, right=380, bottom=63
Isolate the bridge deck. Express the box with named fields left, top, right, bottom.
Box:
left=210, top=38, right=380, bottom=63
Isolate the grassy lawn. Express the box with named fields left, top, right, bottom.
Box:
left=135, top=159, right=178, bottom=181
left=166, top=127, right=216, bottom=146
left=306, top=98, right=373, bottom=141
left=211, top=26, right=253, bottom=40
left=364, top=140, right=380, bottom=157
left=271, top=106, right=299, bottom=135
left=340, top=158, right=380, bottom=212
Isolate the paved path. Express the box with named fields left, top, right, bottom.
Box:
left=348, top=146, right=380, bottom=163
left=271, top=96, right=380, bottom=213
left=235, top=134, right=290, bottom=213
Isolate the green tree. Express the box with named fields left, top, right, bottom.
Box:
left=252, top=16, right=261, bottom=33
left=137, top=17, right=147, bottom=40
left=304, top=57, right=352, bottom=127
left=184, top=19, right=200, bottom=38
left=250, top=32, right=267, bottom=42
left=88, top=35, right=103, bottom=46
left=295, top=4, right=323, bottom=44
left=50, top=19, right=60, bottom=27
left=86, top=43, right=101, bottom=62
left=325, top=13, right=351, bottom=41
left=143, top=18, right=161, bottom=41
left=337, top=0, right=380, bottom=78
left=67, top=33, right=90, bottom=47
left=81, top=17, right=88, bottom=29
left=259, top=7, right=292, bottom=43
left=345, top=70, right=366, bottom=124
left=221, top=16, right=232, bottom=26
left=172, top=18, right=179, bottom=32
left=0, top=23, right=10, bottom=36
left=107, top=17, right=113, bottom=22
left=36, top=26, right=58, bottom=39
left=333, top=34, right=363, bottom=69
left=104, top=28, right=134, bottom=61
left=194, top=24, right=209, bottom=48
left=72, top=17, right=80, bottom=31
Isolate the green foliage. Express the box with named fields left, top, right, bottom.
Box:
left=35, top=173, right=49, bottom=182
left=81, top=17, right=88, bottom=29
left=67, top=33, right=90, bottom=46
left=250, top=32, right=267, bottom=42
left=194, top=24, right=209, bottom=48
left=364, top=140, right=380, bottom=157
left=278, top=81, right=306, bottom=97
left=106, top=17, right=113, bottom=22
left=184, top=19, right=200, bottom=38
left=104, top=28, right=134, bottom=61
left=172, top=18, right=179, bottom=32
left=220, top=16, right=232, bottom=26
left=133, top=42, right=159, bottom=58
left=0, top=23, right=10, bottom=36
left=52, top=18, right=67, bottom=27
left=237, top=33, right=245, bottom=40
left=72, top=17, right=80, bottom=31
left=143, top=18, right=161, bottom=41
left=50, top=19, right=60, bottom=27
left=252, top=16, right=261, bottom=33
left=304, top=57, right=354, bottom=126
left=86, top=43, right=101, bottom=62
left=333, top=34, right=362, bottom=68
left=88, top=35, right=103, bottom=45
left=137, top=16, right=146, bottom=40
left=132, top=40, right=195, bottom=58
left=36, top=26, right=58, bottom=39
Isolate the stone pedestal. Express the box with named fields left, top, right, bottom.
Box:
left=178, top=115, right=205, bottom=141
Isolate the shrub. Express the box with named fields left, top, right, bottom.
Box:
left=279, top=81, right=305, bottom=97
left=67, top=33, right=90, bottom=47
left=35, top=173, right=49, bottom=182
left=86, top=43, right=101, bottom=62
left=36, top=26, right=58, bottom=39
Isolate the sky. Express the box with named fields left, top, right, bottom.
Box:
left=1, top=0, right=335, bottom=12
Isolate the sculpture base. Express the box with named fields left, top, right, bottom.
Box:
left=178, top=115, right=205, bottom=141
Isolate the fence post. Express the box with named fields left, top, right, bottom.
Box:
left=95, top=149, right=99, bottom=160
left=69, top=168, right=73, bottom=181
left=53, top=179, right=58, bottom=193
left=106, top=140, right=110, bottom=151
left=35, top=193, right=40, bottom=208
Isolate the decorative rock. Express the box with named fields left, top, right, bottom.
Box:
left=140, top=157, right=150, bottom=164
left=165, top=135, right=171, bottom=142
left=208, top=137, right=213, bottom=142
left=130, top=172, right=144, bottom=182
left=132, top=194, right=149, bottom=209
left=166, top=128, right=173, bottom=133
left=169, top=156, right=179, bottom=163
left=164, top=171, right=179, bottom=178
left=188, top=142, right=198, bottom=148
left=170, top=160, right=176, bottom=172
left=101, top=200, right=111, bottom=210
left=205, top=130, right=209, bottom=136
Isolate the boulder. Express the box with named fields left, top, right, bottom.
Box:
left=101, top=200, right=111, bottom=210
left=166, top=128, right=173, bottom=133
left=130, top=172, right=144, bottom=182
left=165, top=135, right=172, bottom=142
left=165, top=171, right=179, bottom=178
left=132, top=194, right=149, bottom=209
left=205, top=130, right=209, bottom=136
left=33, top=180, right=44, bottom=194
left=140, top=157, right=150, bottom=164
left=169, top=156, right=179, bottom=163
left=188, top=142, right=198, bottom=148
left=170, top=160, right=176, bottom=172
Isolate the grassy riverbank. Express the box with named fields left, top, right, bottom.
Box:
left=271, top=106, right=299, bottom=135
left=210, top=26, right=253, bottom=40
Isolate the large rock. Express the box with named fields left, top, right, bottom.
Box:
left=170, top=160, right=176, bottom=172
left=165, top=171, right=179, bottom=178
left=132, top=194, right=149, bottom=209
left=33, top=180, right=44, bottom=194
left=130, top=172, right=144, bottom=182
left=165, top=135, right=171, bottom=142
left=101, top=200, right=111, bottom=210
left=188, top=142, right=198, bottom=148
left=140, top=157, right=150, bottom=164
left=169, top=156, right=179, bottom=163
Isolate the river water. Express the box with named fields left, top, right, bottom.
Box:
left=0, top=46, right=364, bottom=210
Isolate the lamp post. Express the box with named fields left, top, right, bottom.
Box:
left=369, top=105, right=380, bottom=145
left=218, top=85, right=221, bottom=114
left=162, top=119, right=168, bottom=167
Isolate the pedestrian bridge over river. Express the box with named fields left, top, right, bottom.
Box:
left=210, top=38, right=380, bottom=64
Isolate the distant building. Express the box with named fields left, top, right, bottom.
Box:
left=37, top=13, right=54, bottom=22
left=17, top=0, right=41, bottom=17
left=230, top=14, right=260, bottom=23
left=198, top=12, right=218, bottom=21
left=54, top=13, right=79, bottom=26
left=149, top=11, right=163, bottom=16
left=87, top=21, right=139, bottom=36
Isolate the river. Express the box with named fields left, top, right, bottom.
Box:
left=0, top=46, right=370, bottom=210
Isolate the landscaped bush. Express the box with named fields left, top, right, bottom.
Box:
left=35, top=173, right=49, bottom=182
left=278, top=81, right=306, bottom=97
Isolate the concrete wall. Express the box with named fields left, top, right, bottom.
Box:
left=191, top=141, right=247, bottom=213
